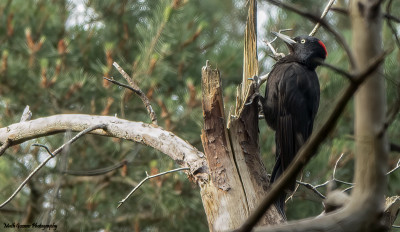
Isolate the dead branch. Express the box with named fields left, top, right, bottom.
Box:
left=112, top=62, right=157, bottom=125
left=309, top=0, right=336, bottom=36
left=386, top=0, right=400, bottom=48
left=386, top=158, right=400, bottom=175
left=0, top=138, right=10, bottom=157
left=104, top=77, right=142, bottom=96
left=0, top=114, right=207, bottom=183
left=0, top=124, right=107, bottom=209
left=63, top=159, right=128, bottom=176
left=117, top=167, right=189, bottom=209
left=295, top=180, right=326, bottom=199
left=0, top=106, right=32, bottom=156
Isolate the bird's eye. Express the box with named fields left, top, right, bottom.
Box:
left=301, top=39, right=306, bottom=44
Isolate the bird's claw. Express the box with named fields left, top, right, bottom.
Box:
left=245, top=75, right=262, bottom=106
left=248, top=75, right=262, bottom=92
left=245, top=75, right=261, bottom=106
left=245, top=93, right=260, bottom=106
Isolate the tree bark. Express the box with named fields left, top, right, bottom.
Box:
left=350, top=0, right=388, bottom=229
left=200, top=64, right=250, bottom=231
left=198, top=1, right=283, bottom=230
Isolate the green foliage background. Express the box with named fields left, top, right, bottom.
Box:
left=0, top=0, right=399, bottom=231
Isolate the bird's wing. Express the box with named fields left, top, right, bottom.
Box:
left=276, top=64, right=318, bottom=189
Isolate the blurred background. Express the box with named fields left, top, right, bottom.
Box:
left=0, top=0, right=399, bottom=231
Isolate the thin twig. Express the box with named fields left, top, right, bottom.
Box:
left=296, top=154, right=349, bottom=200
left=316, top=60, right=355, bottom=82
left=0, top=139, right=10, bottom=157
left=117, top=167, right=189, bottom=209
left=343, top=158, right=400, bottom=193
left=263, top=39, right=285, bottom=60
left=309, top=0, right=336, bottom=36
left=104, top=77, right=141, bottom=96
left=314, top=180, right=330, bottom=189
left=264, top=0, right=356, bottom=68
left=296, top=180, right=326, bottom=199
left=263, top=28, right=292, bottom=60
left=386, top=158, right=400, bottom=175
left=385, top=14, right=400, bottom=23
left=112, top=62, right=157, bottom=125
left=386, top=0, right=400, bottom=49
left=63, top=159, right=128, bottom=176
left=332, top=153, right=344, bottom=178
left=32, top=144, right=55, bottom=157
left=312, top=154, right=353, bottom=189
left=331, top=6, right=400, bottom=24
left=0, top=124, right=107, bottom=209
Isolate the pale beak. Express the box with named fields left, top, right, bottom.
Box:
left=271, top=31, right=297, bottom=53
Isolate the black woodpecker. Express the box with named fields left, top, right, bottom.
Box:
left=262, top=32, right=327, bottom=218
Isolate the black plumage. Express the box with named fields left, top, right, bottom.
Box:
left=261, top=33, right=327, bottom=218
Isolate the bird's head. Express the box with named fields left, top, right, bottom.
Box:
left=272, top=32, right=327, bottom=69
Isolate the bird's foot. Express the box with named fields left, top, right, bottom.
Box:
left=245, top=75, right=261, bottom=106
left=248, top=75, right=261, bottom=90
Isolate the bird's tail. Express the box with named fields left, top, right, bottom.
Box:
left=270, top=114, right=297, bottom=219
left=270, top=156, right=287, bottom=219
left=274, top=192, right=287, bottom=220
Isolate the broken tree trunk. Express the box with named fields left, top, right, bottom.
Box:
left=198, top=0, right=283, bottom=231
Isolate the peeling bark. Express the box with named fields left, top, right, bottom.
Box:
left=200, top=64, right=250, bottom=231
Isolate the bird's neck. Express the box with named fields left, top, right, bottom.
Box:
left=277, top=55, right=317, bottom=70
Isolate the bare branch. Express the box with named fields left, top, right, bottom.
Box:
left=0, top=106, right=33, bottom=156
left=386, top=158, right=400, bottom=175
left=63, top=159, right=128, bottom=176
left=332, top=153, right=344, bottom=178
left=390, top=142, right=400, bottom=152
left=295, top=180, right=326, bottom=199
left=0, top=114, right=207, bottom=183
left=117, top=167, right=189, bottom=209
left=263, top=39, right=285, bottom=60
left=0, top=124, right=107, bottom=209
left=32, top=143, right=55, bottom=157
left=332, top=3, right=400, bottom=48
left=386, top=0, right=400, bottom=48
left=385, top=13, right=400, bottom=23
left=309, top=0, right=336, bottom=36
left=263, top=29, right=293, bottom=60
left=104, top=77, right=141, bottom=96
left=316, top=60, right=355, bottom=82
left=0, top=138, right=10, bottom=157
left=332, top=6, right=400, bottom=24
left=112, top=62, right=157, bottom=125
